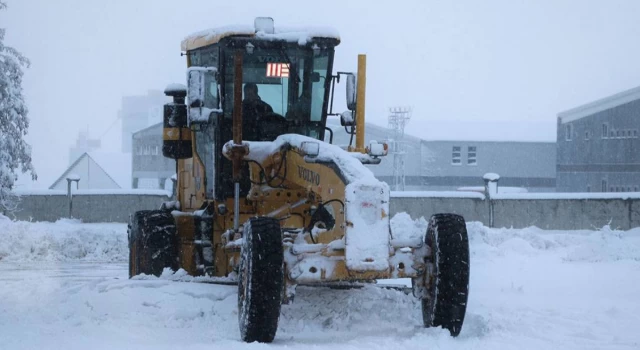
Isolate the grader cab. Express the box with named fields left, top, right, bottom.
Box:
left=128, top=18, right=470, bottom=343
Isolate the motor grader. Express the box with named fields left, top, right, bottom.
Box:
left=128, top=17, right=470, bottom=343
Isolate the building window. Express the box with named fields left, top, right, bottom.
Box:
left=610, top=130, right=615, bottom=138
left=635, top=186, right=639, bottom=192
left=587, top=185, right=591, bottom=192
left=617, top=130, right=622, bottom=138
left=602, top=123, right=608, bottom=138
left=602, top=180, right=607, bottom=192
left=585, top=131, right=590, bottom=140
left=452, top=146, right=461, bottom=165
left=467, top=146, right=477, bottom=165
left=627, top=130, right=632, bottom=138
left=634, top=129, right=638, bottom=138
left=565, top=124, right=573, bottom=141
left=610, top=186, right=614, bottom=192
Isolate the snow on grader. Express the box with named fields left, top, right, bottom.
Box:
left=128, top=18, right=470, bottom=343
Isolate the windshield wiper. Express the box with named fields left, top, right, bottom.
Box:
left=279, top=48, right=301, bottom=83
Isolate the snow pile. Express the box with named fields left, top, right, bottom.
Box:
left=1, top=217, right=640, bottom=348
left=181, top=24, right=340, bottom=50
left=390, top=212, right=428, bottom=246
left=0, top=217, right=127, bottom=262
left=466, top=221, right=640, bottom=262
left=564, top=226, right=640, bottom=262
left=236, top=134, right=379, bottom=184
left=134, top=268, right=238, bottom=284
left=388, top=214, right=640, bottom=263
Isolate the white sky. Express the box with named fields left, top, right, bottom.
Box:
left=3, top=0, right=640, bottom=188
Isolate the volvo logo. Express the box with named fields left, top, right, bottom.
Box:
left=257, top=56, right=284, bottom=63
left=297, top=165, right=320, bottom=185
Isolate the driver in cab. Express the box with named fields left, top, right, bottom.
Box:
left=242, top=83, right=273, bottom=118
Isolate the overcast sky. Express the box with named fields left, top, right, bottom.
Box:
left=3, top=0, right=640, bottom=188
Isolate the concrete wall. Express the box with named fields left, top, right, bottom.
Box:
left=7, top=192, right=170, bottom=223
left=6, top=192, right=640, bottom=230
left=491, top=198, right=640, bottom=230
left=390, top=196, right=489, bottom=224
left=389, top=194, right=640, bottom=230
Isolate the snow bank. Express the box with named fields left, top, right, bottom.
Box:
left=390, top=213, right=640, bottom=262
left=467, top=221, right=640, bottom=262
left=2, top=215, right=640, bottom=348
left=0, top=216, right=127, bottom=263
left=3, top=210, right=638, bottom=265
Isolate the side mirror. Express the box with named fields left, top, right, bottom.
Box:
left=340, top=110, right=355, bottom=127
left=346, top=73, right=356, bottom=111
left=187, top=67, right=218, bottom=124
left=367, top=141, right=388, bottom=157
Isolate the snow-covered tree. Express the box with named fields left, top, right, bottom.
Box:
left=0, top=1, right=37, bottom=212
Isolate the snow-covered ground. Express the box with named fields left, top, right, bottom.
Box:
left=1, top=215, right=639, bottom=349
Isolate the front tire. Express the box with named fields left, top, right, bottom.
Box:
left=238, top=217, right=284, bottom=343
left=419, top=213, right=470, bottom=336
left=128, top=210, right=177, bottom=278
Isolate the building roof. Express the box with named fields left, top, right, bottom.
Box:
left=327, top=119, right=556, bottom=144
left=49, top=152, right=132, bottom=190
left=133, top=122, right=163, bottom=136
left=558, top=85, right=640, bottom=124
left=395, top=119, right=556, bottom=143
left=88, top=152, right=132, bottom=189
left=181, top=24, right=340, bottom=51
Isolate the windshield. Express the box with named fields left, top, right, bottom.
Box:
left=222, top=45, right=332, bottom=141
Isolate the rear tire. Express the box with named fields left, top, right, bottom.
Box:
left=238, top=217, right=284, bottom=343
left=128, top=210, right=177, bottom=278
left=420, top=213, right=470, bottom=336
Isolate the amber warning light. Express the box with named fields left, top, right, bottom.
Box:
left=266, top=63, right=290, bottom=78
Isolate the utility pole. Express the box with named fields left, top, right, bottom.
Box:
left=388, top=107, right=412, bottom=191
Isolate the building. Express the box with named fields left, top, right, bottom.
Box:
left=68, top=132, right=101, bottom=166
left=50, top=152, right=131, bottom=190
left=418, top=140, right=556, bottom=192
left=557, top=86, right=640, bottom=192
left=129, top=118, right=556, bottom=193
left=119, top=90, right=168, bottom=153
left=132, top=123, right=174, bottom=189
left=329, top=121, right=557, bottom=192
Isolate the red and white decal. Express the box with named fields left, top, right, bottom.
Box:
left=266, top=63, right=290, bottom=78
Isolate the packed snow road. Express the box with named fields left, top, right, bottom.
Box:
left=1, top=216, right=639, bottom=349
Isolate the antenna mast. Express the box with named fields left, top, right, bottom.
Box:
left=387, top=106, right=412, bottom=191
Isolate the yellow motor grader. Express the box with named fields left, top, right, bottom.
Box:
left=128, top=17, right=470, bottom=343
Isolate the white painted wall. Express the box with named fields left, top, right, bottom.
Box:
left=50, top=155, right=120, bottom=190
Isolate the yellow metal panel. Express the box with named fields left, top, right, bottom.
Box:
left=355, top=54, right=367, bottom=153
left=163, top=127, right=192, bottom=141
